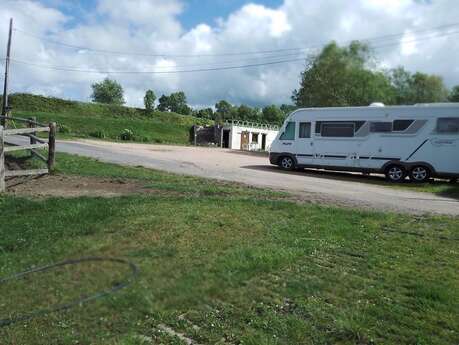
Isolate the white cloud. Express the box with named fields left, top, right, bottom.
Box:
left=0, top=0, right=458, bottom=108
left=97, top=0, right=183, bottom=38
left=222, top=4, right=291, bottom=39
left=400, top=31, right=419, bottom=56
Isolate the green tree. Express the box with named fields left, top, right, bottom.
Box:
left=157, top=95, right=169, bottom=112
left=280, top=104, right=296, bottom=116
left=292, top=41, right=395, bottom=107
left=144, top=90, right=156, bottom=113
left=196, top=108, right=214, bottom=119
left=262, top=105, right=285, bottom=124
left=91, top=78, right=125, bottom=105
left=389, top=67, right=412, bottom=104
left=215, top=100, right=233, bottom=122
left=158, top=92, right=190, bottom=115
left=237, top=105, right=256, bottom=121
left=169, top=91, right=189, bottom=114
left=389, top=67, right=449, bottom=104
left=409, top=72, right=449, bottom=104
left=449, top=85, right=459, bottom=102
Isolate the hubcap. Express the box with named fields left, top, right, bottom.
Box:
left=389, top=167, right=403, bottom=180
left=281, top=158, right=292, bottom=169
left=412, top=167, right=427, bottom=181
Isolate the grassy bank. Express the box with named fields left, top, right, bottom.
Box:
left=0, top=154, right=458, bottom=344
left=7, top=93, right=212, bottom=145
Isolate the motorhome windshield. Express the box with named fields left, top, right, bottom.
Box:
left=280, top=122, right=295, bottom=140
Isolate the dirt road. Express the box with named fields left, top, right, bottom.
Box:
left=47, top=139, right=457, bottom=216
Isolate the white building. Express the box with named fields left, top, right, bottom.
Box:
left=222, top=120, right=279, bottom=151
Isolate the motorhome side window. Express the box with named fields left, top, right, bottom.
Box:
left=299, top=122, right=311, bottom=138
left=370, top=122, right=392, bottom=133
left=437, top=118, right=459, bottom=133
left=321, top=123, right=354, bottom=137
left=393, top=120, right=414, bottom=132
left=280, top=122, right=295, bottom=140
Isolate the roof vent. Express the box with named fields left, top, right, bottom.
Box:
left=369, top=102, right=385, bottom=107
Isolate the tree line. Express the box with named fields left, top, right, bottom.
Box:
left=91, top=79, right=292, bottom=124
left=91, top=40, right=459, bottom=125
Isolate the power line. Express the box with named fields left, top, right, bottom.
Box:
left=11, top=50, right=309, bottom=71
left=10, top=57, right=307, bottom=74
left=10, top=28, right=459, bottom=75
left=13, top=28, right=309, bottom=58
left=13, top=21, right=459, bottom=58
left=359, top=22, right=459, bottom=43
left=372, top=29, right=459, bottom=49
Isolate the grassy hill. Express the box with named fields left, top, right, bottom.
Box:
left=5, top=93, right=213, bottom=145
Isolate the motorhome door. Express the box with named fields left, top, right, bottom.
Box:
left=296, top=121, right=314, bottom=165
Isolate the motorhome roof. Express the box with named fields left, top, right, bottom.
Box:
left=296, top=103, right=459, bottom=112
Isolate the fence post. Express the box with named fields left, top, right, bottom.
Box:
left=29, top=117, right=36, bottom=157
left=47, top=122, right=56, bottom=172
left=0, top=126, right=5, bottom=192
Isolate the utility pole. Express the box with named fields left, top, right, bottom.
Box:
left=1, top=18, right=13, bottom=127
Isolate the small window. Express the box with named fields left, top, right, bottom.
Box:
left=321, top=123, right=354, bottom=137
left=393, top=120, right=414, bottom=132
left=299, top=122, right=311, bottom=138
left=437, top=118, right=459, bottom=133
left=315, top=122, right=321, bottom=134
left=280, top=122, right=295, bottom=140
left=370, top=122, right=392, bottom=133
left=252, top=133, right=259, bottom=143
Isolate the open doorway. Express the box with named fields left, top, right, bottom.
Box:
left=261, top=133, right=267, bottom=150
left=222, top=129, right=230, bottom=148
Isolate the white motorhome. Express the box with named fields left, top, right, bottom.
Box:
left=269, top=103, right=459, bottom=182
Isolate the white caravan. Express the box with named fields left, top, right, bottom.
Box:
left=269, top=103, right=459, bottom=182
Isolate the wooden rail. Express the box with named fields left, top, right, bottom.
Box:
left=0, top=116, right=56, bottom=192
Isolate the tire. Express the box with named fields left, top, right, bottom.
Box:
left=385, top=165, right=406, bottom=183
left=279, top=156, right=295, bottom=171
left=409, top=166, right=431, bottom=183
left=449, top=177, right=458, bottom=184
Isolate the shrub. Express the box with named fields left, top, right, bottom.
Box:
left=89, top=130, right=107, bottom=139
left=58, top=123, right=71, bottom=134
left=120, top=129, right=135, bottom=141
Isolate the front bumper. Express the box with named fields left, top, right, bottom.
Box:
left=269, top=152, right=281, bottom=165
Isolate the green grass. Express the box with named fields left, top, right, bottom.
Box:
left=7, top=93, right=212, bottom=145
left=388, top=180, right=459, bottom=198
left=1, top=154, right=458, bottom=345
left=300, top=169, right=459, bottom=199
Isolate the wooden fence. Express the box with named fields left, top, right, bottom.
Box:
left=0, top=116, right=56, bottom=192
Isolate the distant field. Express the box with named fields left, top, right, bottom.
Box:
left=0, top=153, right=458, bottom=344
left=7, top=93, right=212, bottom=145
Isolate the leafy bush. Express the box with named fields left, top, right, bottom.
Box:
left=58, top=123, right=71, bottom=134
left=89, top=130, right=107, bottom=139
left=120, top=129, right=135, bottom=141
left=91, top=78, right=125, bottom=105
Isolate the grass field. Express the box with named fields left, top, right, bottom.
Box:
left=0, top=154, right=458, bottom=345
left=8, top=93, right=212, bottom=145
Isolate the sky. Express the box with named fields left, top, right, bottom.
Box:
left=0, top=0, right=458, bottom=108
